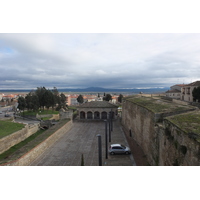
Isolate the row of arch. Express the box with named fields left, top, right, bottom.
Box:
left=80, top=111, right=114, bottom=120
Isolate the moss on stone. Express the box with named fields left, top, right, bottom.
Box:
left=126, top=96, right=194, bottom=114
left=166, top=111, right=200, bottom=137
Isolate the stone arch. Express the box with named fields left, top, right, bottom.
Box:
left=80, top=111, right=86, bottom=119
left=87, top=111, right=93, bottom=119
left=94, top=111, right=100, bottom=119
left=101, top=111, right=107, bottom=119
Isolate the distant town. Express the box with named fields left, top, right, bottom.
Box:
left=1, top=80, right=200, bottom=109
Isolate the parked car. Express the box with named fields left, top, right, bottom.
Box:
left=4, top=114, right=11, bottom=117
left=0, top=111, right=3, bottom=114
left=109, top=144, right=131, bottom=155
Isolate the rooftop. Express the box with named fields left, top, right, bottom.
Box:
left=185, top=81, right=200, bottom=87
left=77, top=101, right=118, bottom=108
left=166, top=89, right=181, bottom=93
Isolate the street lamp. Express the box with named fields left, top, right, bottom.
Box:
left=96, top=134, right=102, bottom=166
left=111, top=109, right=113, bottom=131
left=104, top=120, right=108, bottom=159
left=108, top=113, right=111, bottom=142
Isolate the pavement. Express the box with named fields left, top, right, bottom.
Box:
left=30, top=119, right=136, bottom=166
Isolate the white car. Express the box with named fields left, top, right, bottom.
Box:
left=109, top=144, right=131, bottom=155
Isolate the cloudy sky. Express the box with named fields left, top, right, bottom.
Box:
left=0, top=33, right=200, bottom=90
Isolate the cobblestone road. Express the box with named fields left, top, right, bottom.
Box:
left=30, top=119, right=136, bottom=166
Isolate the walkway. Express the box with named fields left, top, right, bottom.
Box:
left=30, top=119, right=136, bottom=166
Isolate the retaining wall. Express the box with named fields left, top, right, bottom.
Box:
left=1, top=120, right=73, bottom=166
left=0, top=124, right=40, bottom=154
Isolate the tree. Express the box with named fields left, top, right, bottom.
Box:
left=52, top=86, right=59, bottom=96
left=18, top=96, right=26, bottom=114
left=44, top=89, right=55, bottom=110
left=25, top=93, right=40, bottom=111
left=192, top=87, right=200, bottom=102
left=103, top=94, right=112, bottom=101
left=77, top=94, right=84, bottom=104
left=35, top=87, right=47, bottom=110
left=118, top=94, right=123, bottom=103
left=60, top=93, right=66, bottom=108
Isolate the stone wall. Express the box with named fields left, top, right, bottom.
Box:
left=36, top=114, right=52, bottom=119
left=2, top=120, right=73, bottom=166
left=0, top=124, right=40, bottom=154
left=122, top=100, right=158, bottom=165
left=59, top=110, right=73, bottom=120
left=172, top=99, right=189, bottom=105
left=157, top=120, right=200, bottom=166
left=122, top=100, right=200, bottom=166
left=50, top=114, right=59, bottom=120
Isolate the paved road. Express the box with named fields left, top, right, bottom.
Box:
left=30, top=120, right=136, bottom=166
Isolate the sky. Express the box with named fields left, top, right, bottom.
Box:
left=1, top=1, right=200, bottom=91
left=1, top=1, right=200, bottom=198
left=1, top=33, right=200, bottom=90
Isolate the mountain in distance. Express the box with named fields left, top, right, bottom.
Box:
left=0, top=86, right=169, bottom=94
left=59, top=86, right=169, bottom=93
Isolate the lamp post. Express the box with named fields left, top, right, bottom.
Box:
left=111, top=109, right=113, bottom=131
left=97, top=134, right=102, bottom=166
left=104, top=120, right=108, bottom=159
left=108, top=113, right=111, bottom=142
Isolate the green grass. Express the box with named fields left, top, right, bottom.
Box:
left=21, top=110, right=59, bottom=116
left=0, top=119, right=70, bottom=165
left=127, top=96, right=194, bottom=113
left=0, top=129, right=45, bottom=161
left=0, top=120, right=25, bottom=139
left=128, top=97, right=171, bottom=113
left=167, top=112, right=200, bottom=135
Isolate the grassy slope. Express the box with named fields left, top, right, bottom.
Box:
left=0, top=119, right=70, bottom=165
left=0, top=120, right=25, bottom=139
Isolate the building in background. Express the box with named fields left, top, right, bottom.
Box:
left=165, top=84, right=185, bottom=99
left=181, top=81, right=200, bottom=102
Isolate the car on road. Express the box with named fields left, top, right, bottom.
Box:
left=0, top=111, right=3, bottom=114
left=4, top=114, right=11, bottom=117
left=109, top=144, right=131, bottom=155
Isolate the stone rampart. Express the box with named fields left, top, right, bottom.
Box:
left=122, top=99, right=200, bottom=166
left=2, top=120, right=73, bottom=166
left=172, top=99, right=188, bottom=105
left=157, top=119, right=200, bottom=165
left=0, top=124, right=39, bottom=155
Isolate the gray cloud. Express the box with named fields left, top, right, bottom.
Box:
left=0, top=33, right=200, bottom=90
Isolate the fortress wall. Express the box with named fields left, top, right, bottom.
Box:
left=158, top=120, right=200, bottom=166
left=122, top=100, right=158, bottom=165
left=2, top=120, right=73, bottom=166
left=122, top=100, right=200, bottom=166
left=0, top=124, right=39, bottom=155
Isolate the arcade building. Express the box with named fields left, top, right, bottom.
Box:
left=77, top=101, right=118, bottom=120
